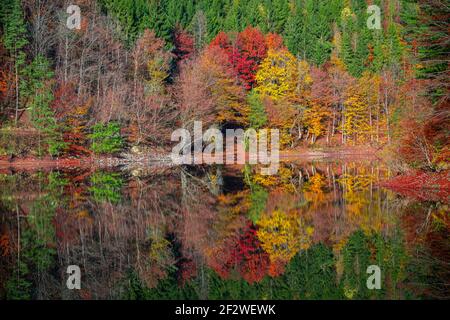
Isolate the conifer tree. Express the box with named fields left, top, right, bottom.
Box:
left=2, top=0, right=28, bottom=125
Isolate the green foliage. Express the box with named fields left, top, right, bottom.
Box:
left=248, top=185, right=268, bottom=223
left=341, top=230, right=408, bottom=299
left=89, top=171, right=124, bottom=203
left=247, top=91, right=267, bottom=129
left=2, top=0, right=28, bottom=53
left=5, top=261, right=32, bottom=300
left=23, top=55, right=66, bottom=156
left=89, top=122, right=123, bottom=154
left=5, top=172, right=67, bottom=299
left=285, top=0, right=342, bottom=65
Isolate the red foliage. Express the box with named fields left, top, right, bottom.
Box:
left=268, top=259, right=287, bottom=277
left=209, top=31, right=230, bottom=50
left=237, top=27, right=267, bottom=61
left=209, top=27, right=269, bottom=90
left=0, top=70, right=8, bottom=99
left=179, top=259, right=198, bottom=285
left=51, top=82, right=78, bottom=119
left=173, top=26, right=194, bottom=63
left=382, top=170, right=450, bottom=202
left=310, top=66, right=333, bottom=105
left=265, top=33, right=285, bottom=50
left=234, top=223, right=270, bottom=284
left=207, top=222, right=270, bottom=284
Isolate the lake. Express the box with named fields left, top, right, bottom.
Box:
left=0, top=159, right=448, bottom=299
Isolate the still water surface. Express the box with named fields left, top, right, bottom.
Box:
left=0, top=159, right=448, bottom=299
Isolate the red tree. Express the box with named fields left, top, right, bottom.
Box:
left=210, top=27, right=269, bottom=90
left=173, top=26, right=194, bottom=64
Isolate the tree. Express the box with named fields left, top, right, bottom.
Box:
left=343, top=84, right=371, bottom=145
left=23, top=55, right=65, bottom=156
left=233, top=26, right=268, bottom=90
left=255, top=48, right=298, bottom=100
left=247, top=90, right=267, bottom=129
left=2, top=0, right=28, bottom=125
left=89, top=122, right=123, bottom=154
left=129, top=30, right=173, bottom=145
left=173, top=26, right=194, bottom=65
left=210, top=27, right=268, bottom=90
left=200, top=46, right=249, bottom=126
left=132, top=30, right=171, bottom=96
left=257, top=210, right=313, bottom=264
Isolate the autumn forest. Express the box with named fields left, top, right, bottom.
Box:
left=0, top=0, right=448, bottom=301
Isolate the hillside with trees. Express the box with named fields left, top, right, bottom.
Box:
left=0, top=0, right=448, bottom=174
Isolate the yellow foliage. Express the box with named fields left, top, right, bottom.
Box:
left=255, top=49, right=299, bottom=100
left=252, top=165, right=294, bottom=192
left=303, top=102, right=331, bottom=142
left=303, top=173, right=326, bottom=204
left=343, top=93, right=371, bottom=144
left=257, top=210, right=313, bottom=263
left=146, top=58, right=169, bottom=94
left=296, top=59, right=313, bottom=98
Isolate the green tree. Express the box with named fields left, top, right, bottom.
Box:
left=247, top=90, right=267, bottom=129
left=2, top=0, right=28, bottom=125
left=23, top=55, right=65, bottom=156
left=89, top=122, right=123, bottom=154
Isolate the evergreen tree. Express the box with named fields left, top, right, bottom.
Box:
left=2, top=0, right=28, bottom=125
left=223, top=0, right=241, bottom=32
left=23, top=55, right=65, bottom=156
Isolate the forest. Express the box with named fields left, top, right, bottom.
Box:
left=0, top=0, right=449, bottom=302
left=0, top=0, right=448, bottom=173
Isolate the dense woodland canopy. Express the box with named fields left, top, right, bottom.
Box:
left=0, top=0, right=449, bottom=300
left=0, top=0, right=448, bottom=170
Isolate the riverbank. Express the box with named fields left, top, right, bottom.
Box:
left=0, top=145, right=382, bottom=169
left=381, top=170, right=450, bottom=202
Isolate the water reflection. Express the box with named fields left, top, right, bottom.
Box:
left=0, top=160, right=448, bottom=299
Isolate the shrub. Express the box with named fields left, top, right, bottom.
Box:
left=89, top=122, right=123, bottom=154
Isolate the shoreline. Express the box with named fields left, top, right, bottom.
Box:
left=0, top=148, right=380, bottom=170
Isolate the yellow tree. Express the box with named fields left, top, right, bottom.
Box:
left=343, top=83, right=372, bottom=144
left=255, top=49, right=299, bottom=101
left=295, top=59, right=313, bottom=100
left=358, top=72, right=382, bottom=143
left=303, top=102, right=331, bottom=144
left=256, top=210, right=313, bottom=263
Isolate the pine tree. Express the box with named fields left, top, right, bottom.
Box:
left=223, top=0, right=240, bottom=32
left=271, top=0, right=289, bottom=34
left=285, top=0, right=341, bottom=66
left=23, top=55, right=65, bottom=155
left=2, top=0, right=28, bottom=125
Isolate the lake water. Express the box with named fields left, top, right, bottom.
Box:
left=0, top=159, right=448, bottom=299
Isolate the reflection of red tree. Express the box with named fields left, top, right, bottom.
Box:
left=207, top=222, right=270, bottom=284
left=235, top=223, right=270, bottom=284
left=207, top=235, right=237, bottom=279
left=179, top=258, right=197, bottom=285
left=268, top=259, right=286, bottom=278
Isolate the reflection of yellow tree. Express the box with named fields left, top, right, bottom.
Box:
left=303, top=173, right=326, bottom=205
left=253, top=165, right=295, bottom=192
left=256, top=210, right=313, bottom=263
left=136, top=228, right=175, bottom=288
left=338, top=171, right=374, bottom=216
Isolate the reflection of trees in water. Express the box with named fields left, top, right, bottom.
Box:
left=0, top=162, right=448, bottom=299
